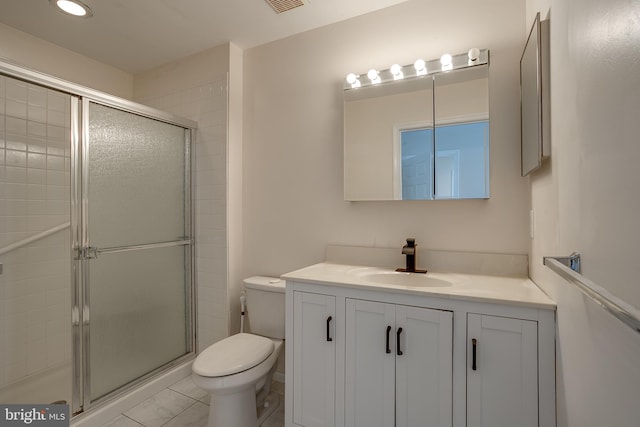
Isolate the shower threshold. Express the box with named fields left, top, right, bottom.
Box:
left=71, top=360, right=193, bottom=427
left=0, top=363, right=71, bottom=405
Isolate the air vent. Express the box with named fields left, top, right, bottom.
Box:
left=265, top=0, right=305, bottom=14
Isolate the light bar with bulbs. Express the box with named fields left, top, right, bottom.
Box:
left=344, top=48, right=488, bottom=90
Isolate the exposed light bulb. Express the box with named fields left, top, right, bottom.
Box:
left=346, top=73, right=361, bottom=88
left=440, top=53, right=453, bottom=71
left=414, top=59, right=427, bottom=76
left=390, top=64, right=404, bottom=80
left=367, top=69, right=381, bottom=84
left=468, top=48, right=480, bottom=66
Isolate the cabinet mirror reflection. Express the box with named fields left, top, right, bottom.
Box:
left=344, top=55, right=489, bottom=201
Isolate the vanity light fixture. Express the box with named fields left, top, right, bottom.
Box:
left=440, top=53, right=453, bottom=71
left=367, top=69, right=381, bottom=85
left=390, top=64, right=404, bottom=80
left=50, top=0, right=93, bottom=17
left=344, top=48, right=488, bottom=90
left=414, top=59, right=427, bottom=76
left=346, top=73, right=361, bottom=89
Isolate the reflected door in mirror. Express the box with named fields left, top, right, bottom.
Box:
left=401, top=128, right=434, bottom=200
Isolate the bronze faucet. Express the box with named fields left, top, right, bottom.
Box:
left=396, top=238, right=427, bottom=273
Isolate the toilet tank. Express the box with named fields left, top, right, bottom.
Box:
left=244, top=276, right=286, bottom=339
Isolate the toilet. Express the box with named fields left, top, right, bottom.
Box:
left=192, top=276, right=285, bottom=427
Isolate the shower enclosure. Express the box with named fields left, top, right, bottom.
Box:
left=0, top=62, right=196, bottom=415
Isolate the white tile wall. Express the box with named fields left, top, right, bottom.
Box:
left=0, top=74, right=72, bottom=391
left=136, top=75, right=229, bottom=350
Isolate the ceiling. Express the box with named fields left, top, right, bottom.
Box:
left=0, top=0, right=410, bottom=74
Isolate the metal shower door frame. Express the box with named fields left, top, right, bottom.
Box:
left=72, top=97, right=197, bottom=414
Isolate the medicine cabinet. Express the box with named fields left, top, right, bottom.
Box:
left=344, top=50, right=490, bottom=201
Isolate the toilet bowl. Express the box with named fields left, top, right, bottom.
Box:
left=192, top=277, right=285, bottom=427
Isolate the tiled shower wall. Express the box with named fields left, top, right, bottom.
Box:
left=0, top=75, right=72, bottom=389
left=135, top=67, right=230, bottom=351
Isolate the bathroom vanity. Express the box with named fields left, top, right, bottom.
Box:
left=283, top=263, right=556, bottom=427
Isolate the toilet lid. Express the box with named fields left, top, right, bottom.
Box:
left=193, top=333, right=274, bottom=377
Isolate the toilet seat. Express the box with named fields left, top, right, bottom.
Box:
left=193, top=333, right=274, bottom=377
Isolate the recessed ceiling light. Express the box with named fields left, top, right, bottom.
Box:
left=50, top=0, right=93, bottom=18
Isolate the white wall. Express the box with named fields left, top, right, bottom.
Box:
left=242, top=0, right=529, bottom=278
left=134, top=44, right=232, bottom=349
left=526, top=0, right=640, bottom=426
left=0, top=23, right=133, bottom=99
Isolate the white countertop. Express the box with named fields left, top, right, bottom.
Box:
left=281, top=262, right=556, bottom=310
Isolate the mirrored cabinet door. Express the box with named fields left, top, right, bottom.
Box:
left=434, top=66, right=489, bottom=199
left=343, top=56, right=489, bottom=201
left=344, top=78, right=433, bottom=200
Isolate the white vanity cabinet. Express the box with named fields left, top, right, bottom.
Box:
left=284, top=265, right=556, bottom=427
left=345, top=299, right=453, bottom=427
left=466, top=314, right=539, bottom=427
left=291, top=291, right=337, bottom=427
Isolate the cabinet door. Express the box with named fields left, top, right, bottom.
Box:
left=293, top=291, right=336, bottom=427
left=395, top=305, right=453, bottom=427
left=345, top=299, right=396, bottom=427
left=467, top=314, right=538, bottom=427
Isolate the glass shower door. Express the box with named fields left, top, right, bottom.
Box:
left=0, top=74, right=73, bottom=405
left=82, top=101, right=192, bottom=402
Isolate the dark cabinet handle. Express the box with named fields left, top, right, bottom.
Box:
left=396, top=327, right=403, bottom=356
left=472, top=338, right=477, bottom=370
left=386, top=326, right=392, bottom=353
left=326, top=316, right=333, bottom=342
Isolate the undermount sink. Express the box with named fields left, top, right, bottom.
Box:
left=361, top=271, right=453, bottom=287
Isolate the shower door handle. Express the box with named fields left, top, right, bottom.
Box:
left=79, top=246, right=99, bottom=260
left=87, top=240, right=191, bottom=258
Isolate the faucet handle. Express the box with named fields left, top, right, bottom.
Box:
left=405, top=238, right=416, bottom=247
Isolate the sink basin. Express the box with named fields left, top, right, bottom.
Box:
left=362, top=271, right=453, bottom=287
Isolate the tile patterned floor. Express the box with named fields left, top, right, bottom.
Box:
left=100, top=376, right=284, bottom=427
